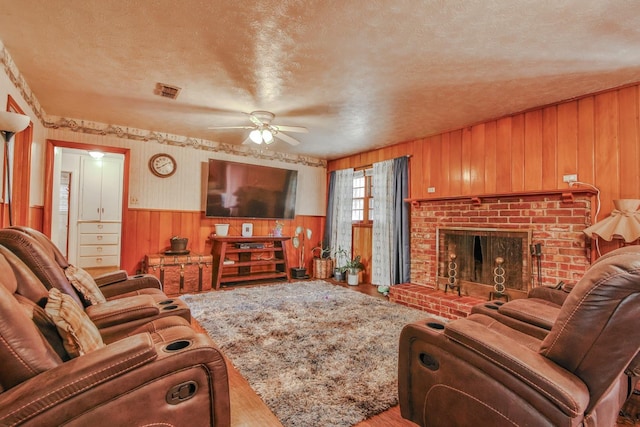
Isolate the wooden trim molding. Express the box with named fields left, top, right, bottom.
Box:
left=405, top=188, right=598, bottom=206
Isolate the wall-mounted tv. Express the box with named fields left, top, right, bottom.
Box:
left=205, top=159, right=298, bottom=219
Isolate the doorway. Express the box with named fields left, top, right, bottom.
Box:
left=44, top=140, right=129, bottom=269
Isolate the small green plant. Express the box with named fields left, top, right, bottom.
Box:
left=345, top=255, right=364, bottom=273
left=311, top=242, right=332, bottom=259
left=332, top=246, right=349, bottom=272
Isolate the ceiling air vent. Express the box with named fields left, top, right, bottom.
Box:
left=154, top=83, right=181, bottom=100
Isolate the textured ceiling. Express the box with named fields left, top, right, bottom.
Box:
left=1, top=0, right=640, bottom=160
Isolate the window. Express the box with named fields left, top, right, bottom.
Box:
left=352, top=169, right=373, bottom=223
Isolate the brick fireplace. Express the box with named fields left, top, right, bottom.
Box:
left=389, top=190, right=596, bottom=319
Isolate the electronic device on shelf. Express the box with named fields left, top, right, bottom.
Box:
left=236, top=243, right=265, bottom=249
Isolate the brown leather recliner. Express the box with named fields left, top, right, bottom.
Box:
left=5, top=226, right=163, bottom=299
left=0, top=229, right=191, bottom=343
left=399, top=246, right=640, bottom=426
left=470, top=246, right=640, bottom=339
left=0, top=250, right=230, bottom=426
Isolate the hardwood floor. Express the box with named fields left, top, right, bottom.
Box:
left=192, top=280, right=638, bottom=427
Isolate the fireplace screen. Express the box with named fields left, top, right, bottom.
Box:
left=437, top=227, right=532, bottom=292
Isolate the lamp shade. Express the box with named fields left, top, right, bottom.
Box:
left=0, top=111, right=30, bottom=133
left=583, top=199, right=640, bottom=243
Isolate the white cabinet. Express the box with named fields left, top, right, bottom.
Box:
left=76, top=155, right=124, bottom=269
left=78, top=156, right=123, bottom=222
left=77, top=222, right=121, bottom=268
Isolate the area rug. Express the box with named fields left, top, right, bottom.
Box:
left=180, top=280, right=433, bottom=427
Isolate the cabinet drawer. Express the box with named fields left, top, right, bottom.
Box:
left=78, top=255, right=119, bottom=268
left=78, top=222, right=121, bottom=234
left=79, top=233, right=119, bottom=245
left=79, top=244, right=119, bottom=257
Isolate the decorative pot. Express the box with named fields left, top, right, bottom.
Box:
left=290, top=267, right=307, bottom=279
left=347, top=268, right=360, bottom=286
left=333, top=268, right=344, bottom=281
left=215, top=224, right=229, bottom=236
left=170, top=237, right=188, bottom=252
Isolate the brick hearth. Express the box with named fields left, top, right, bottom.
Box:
left=389, top=283, right=484, bottom=319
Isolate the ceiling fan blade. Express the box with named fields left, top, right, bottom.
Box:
left=247, top=112, right=264, bottom=126
left=208, top=126, right=254, bottom=130
left=273, top=125, right=308, bottom=133
left=275, top=132, right=300, bottom=146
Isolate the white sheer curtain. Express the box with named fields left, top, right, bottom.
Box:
left=328, top=168, right=354, bottom=264
left=372, top=159, right=394, bottom=286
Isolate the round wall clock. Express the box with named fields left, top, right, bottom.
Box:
left=149, top=153, right=177, bottom=178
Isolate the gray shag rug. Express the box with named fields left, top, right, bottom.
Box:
left=181, top=280, right=431, bottom=427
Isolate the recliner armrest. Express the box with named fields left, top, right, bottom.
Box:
left=444, top=316, right=589, bottom=417
left=0, top=333, right=231, bottom=427
left=97, top=273, right=162, bottom=299
left=0, top=334, right=157, bottom=426
left=86, top=294, right=160, bottom=328
left=94, top=270, right=129, bottom=286
left=527, top=285, right=571, bottom=305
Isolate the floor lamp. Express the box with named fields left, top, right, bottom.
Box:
left=0, top=111, right=31, bottom=226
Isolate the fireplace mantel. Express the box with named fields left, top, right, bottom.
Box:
left=406, top=188, right=598, bottom=206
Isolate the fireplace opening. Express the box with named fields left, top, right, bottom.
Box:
left=437, top=227, right=532, bottom=298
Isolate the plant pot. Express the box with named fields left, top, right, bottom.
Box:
left=214, top=224, right=229, bottom=236
left=347, top=268, right=360, bottom=286
left=313, top=258, right=334, bottom=279
left=333, top=268, right=344, bottom=282
left=290, top=267, right=308, bottom=279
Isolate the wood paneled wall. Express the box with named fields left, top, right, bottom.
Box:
left=328, top=83, right=640, bottom=255
left=122, top=209, right=325, bottom=275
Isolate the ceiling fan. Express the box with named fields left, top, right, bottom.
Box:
left=208, top=110, right=308, bottom=146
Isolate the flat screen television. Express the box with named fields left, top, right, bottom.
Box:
left=205, top=159, right=298, bottom=219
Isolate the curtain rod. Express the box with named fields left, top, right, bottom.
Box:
left=354, top=154, right=412, bottom=171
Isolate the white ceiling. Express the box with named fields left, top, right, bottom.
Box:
left=1, top=0, right=640, bottom=160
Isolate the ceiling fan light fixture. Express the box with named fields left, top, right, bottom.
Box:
left=262, top=129, right=273, bottom=143
left=249, top=129, right=263, bottom=144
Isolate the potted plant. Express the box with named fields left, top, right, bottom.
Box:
left=291, top=226, right=312, bottom=279
left=331, top=246, right=348, bottom=281
left=311, top=242, right=334, bottom=279
left=345, top=255, right=364, bottom=286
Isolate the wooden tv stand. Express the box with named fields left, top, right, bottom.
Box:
left=210, top=236, right=291, bottom=289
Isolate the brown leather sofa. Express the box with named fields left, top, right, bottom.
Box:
left=0, top=228, right=192, bottom=342
left=398, top=246, right=640, bottom=426
left=4, top=226, right=164, bottom=299
left=0, top=244, right=230, bottom=426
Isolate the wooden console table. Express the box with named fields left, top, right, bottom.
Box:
left=211, top=236, right=291, bottom=289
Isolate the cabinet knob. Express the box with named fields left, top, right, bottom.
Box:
left=97, top=235, right=103, bottom=240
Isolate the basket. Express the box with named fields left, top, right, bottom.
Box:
left=313, top=258, right=334, bottom=279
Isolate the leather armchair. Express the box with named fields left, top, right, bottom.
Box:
left=5, top=226, right=162, bottom=299
left=470, top=246, right=640, bottom=339
left=0, top=268, right=230, bottom=426
left=0, top=235, right=191, bottom=343
left=399, top=247, right=640, bottom=426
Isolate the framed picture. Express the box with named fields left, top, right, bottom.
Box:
left=242, top=223, right=253, bottom=237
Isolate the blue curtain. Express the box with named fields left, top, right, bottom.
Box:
left=392, top=156, right=410, bottom=284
